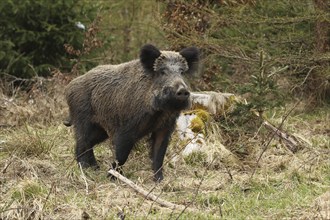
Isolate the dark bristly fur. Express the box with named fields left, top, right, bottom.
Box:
left=65, top=44, right=199, bottom=182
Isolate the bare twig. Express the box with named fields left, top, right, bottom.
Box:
left=175, top=156, right=217, bottom=219
left=1, top=160, right=13, bottom=174
left=108, top=169, right=194, bottom=212
left=144, top=179, right=178, bottom=219
left=42, top=182, right=55, bottom=211
left=250, top=102, right=299, bottom=179
left=144, top=184, right=161, bottom=217
left=290, top=66, right=316, bottom=92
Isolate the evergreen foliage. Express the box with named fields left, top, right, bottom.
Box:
left=0, top=0, right=98, bottom=78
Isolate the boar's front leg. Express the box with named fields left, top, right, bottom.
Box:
left=151, top=127, right=174, bottom=182
left=110, top=131, right=136, bottom=178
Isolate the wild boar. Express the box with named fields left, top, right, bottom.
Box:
left=65, top=44, right=199, bottom=181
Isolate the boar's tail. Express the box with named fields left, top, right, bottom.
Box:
left=63, top=116, right=72, bottom=127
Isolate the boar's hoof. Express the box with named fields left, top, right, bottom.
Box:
left=108, top=163, right=124, bottom=181
left=78, top=161, right=100, bottom=170
left=153, top=172, right=164, bottom=182
left=63, top=116, right=72, bottom=127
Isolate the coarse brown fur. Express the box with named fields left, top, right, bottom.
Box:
left=65, top=44, right=199, bottom=181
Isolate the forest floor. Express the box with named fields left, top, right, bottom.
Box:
left=0, top=79, right=329, bottom=219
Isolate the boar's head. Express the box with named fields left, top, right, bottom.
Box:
left=140, top=44, right=200, bottom=111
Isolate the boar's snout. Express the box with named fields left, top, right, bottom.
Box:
left=156, top=79, right=191, bottom=111
left=162, top=83, right=190, bottom=101
left=175, top=86, right=190, bottom=101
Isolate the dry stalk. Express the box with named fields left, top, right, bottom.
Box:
left=79, top=163, right=89, bottom=195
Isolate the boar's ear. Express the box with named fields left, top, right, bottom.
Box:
left=140, top=44, right=161, bottom=73
left=180, top=47, right=200, bottom=74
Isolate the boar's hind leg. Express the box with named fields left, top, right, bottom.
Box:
left=75, top=122, right=108, bottom=168
left=151, top=128, right=173, bottom=182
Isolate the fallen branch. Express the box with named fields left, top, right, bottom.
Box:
left=108, top=169, right=194, bottom=212
left=263, top=120, right=301, bottom=153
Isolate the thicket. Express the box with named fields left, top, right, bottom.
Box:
left=161, top=0, right=329, bottom=106
left=0, top=0, right=99, bottom=79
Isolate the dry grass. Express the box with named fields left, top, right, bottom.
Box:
left=0, top=81, right=329, bottom=219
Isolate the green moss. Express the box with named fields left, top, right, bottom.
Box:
left=185, top=109, right=210, bottom=133
left=184, top=109, right=210, bottom=121
left=190, top=116, right=205, bottom=133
